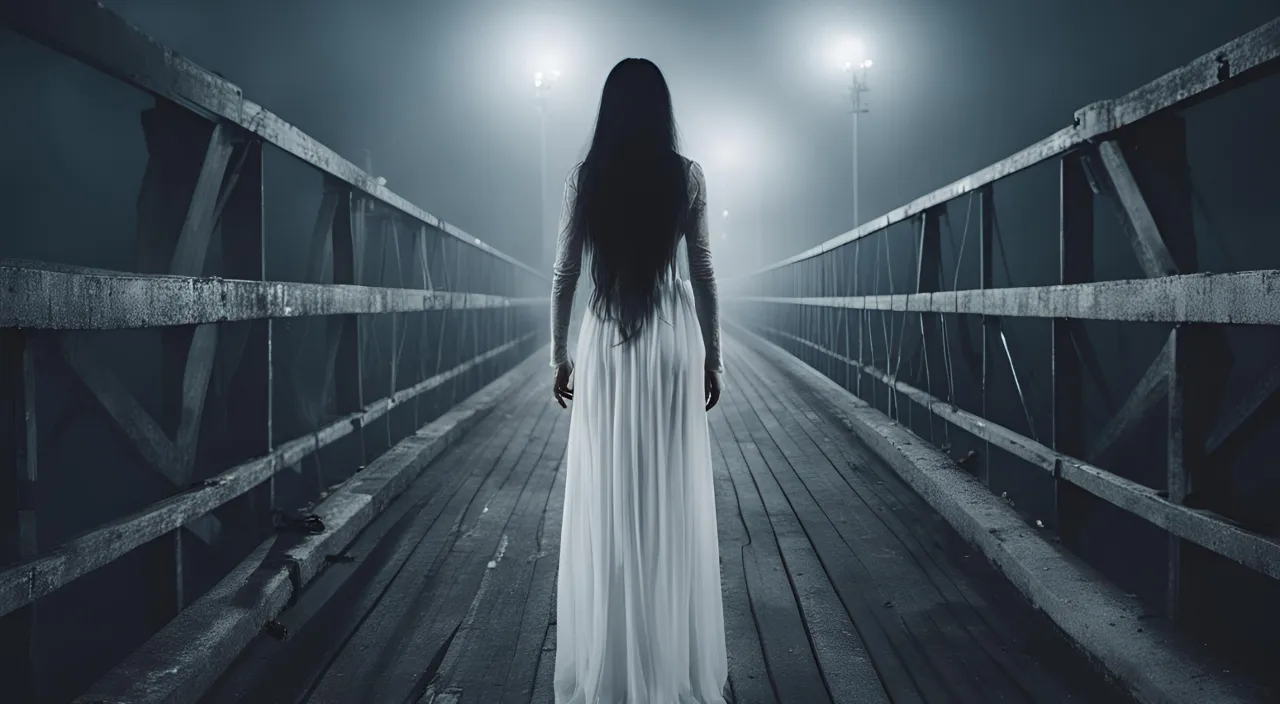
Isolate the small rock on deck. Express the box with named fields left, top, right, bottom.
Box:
left=203, top=339, right=1133, bottom=704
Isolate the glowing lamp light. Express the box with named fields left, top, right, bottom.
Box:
left=534, top=67, right=562, bottom=89
left=722, top=210, right=730, bottom=219
left=832, top=36, right=872, bottom=72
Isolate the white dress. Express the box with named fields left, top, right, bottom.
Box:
left=550, top=160, right=728, bottom=704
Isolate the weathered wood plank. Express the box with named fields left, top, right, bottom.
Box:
left=735, top=345, right=1081, bottom=703
left=0, top=338, right=540, bottom=620
left=718, top=378, right=899, bottom=704
left=708, top=415, right=774, bottom=704
left=498, top=433, right=568, bottom=704
left=734, top=267, right=1280, bottom=325
left=746, top=323, right=1280, bottom=584
left=304, top=393, right=553, bottom=703
left=202, top=366, right=547, bottom=704
left=729, top=355, right=971, bottom=701
left=365, top=401, right=559, bottom=704
left=418, top=408, right=566, bottom=702
left=0, top=262, right=545, bottom=330
left=76, top=350, right=549, bottom=704
left=737, top=324, right=1271, bottom=704
left=712, top=395, right=831, bottom=703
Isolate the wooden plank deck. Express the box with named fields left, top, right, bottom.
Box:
left=203, top=339, right=1134, bottom=704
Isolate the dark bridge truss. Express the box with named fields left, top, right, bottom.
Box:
left=0, top=1, right=547, bottom=702
left=729, top=10, right=1280, bottom=694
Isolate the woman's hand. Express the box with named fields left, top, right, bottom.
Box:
left=705, top=368, right=721, bottom=411
left=554, top=362, right=574, bottom=408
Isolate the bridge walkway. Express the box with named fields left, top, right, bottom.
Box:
left=202, top=339, right=1129, bottom=704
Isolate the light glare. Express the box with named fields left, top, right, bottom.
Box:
left=831, top=36, right=871, bottom=71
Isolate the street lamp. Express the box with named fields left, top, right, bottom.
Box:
left=534, top=67, right=562, bottom=271
left=834, top=38, right=872, bottom=227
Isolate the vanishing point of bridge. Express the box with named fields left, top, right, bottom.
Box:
left=2, top=3, right=1280, bottom=704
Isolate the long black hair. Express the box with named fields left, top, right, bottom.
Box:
left=568, top=58, right=692, bottom=346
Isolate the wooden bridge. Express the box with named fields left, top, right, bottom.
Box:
left=2, top=3, right=1279, bottom=703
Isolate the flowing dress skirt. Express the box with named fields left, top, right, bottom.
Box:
left=554, top=279, right=728, bottom=704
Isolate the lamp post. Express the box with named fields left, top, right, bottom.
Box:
left=534, top=67, right=561, bottom=271
left=838, top=40, right=873, bottom=227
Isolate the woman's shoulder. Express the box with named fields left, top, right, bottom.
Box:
left=681, top=157, right=706, bottom=199
left=566, top=162, right=583, bottom=189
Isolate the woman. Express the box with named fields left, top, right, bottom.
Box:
left=549, top=58, right=729, bottom=703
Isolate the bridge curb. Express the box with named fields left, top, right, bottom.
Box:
left=73, top=346, right=550, bottom=704
left=732, top=327, right=1270, bottom=704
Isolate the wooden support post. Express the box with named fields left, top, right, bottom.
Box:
left=1166, top=326, right=1191, bottom=623
left=327, top=187, right=365, bottom=464
left=915, top=208, right=943, bottom=438
left=853, top=240, right=864, bottom=397
left=1108, top=114, right=1227, bottom=625
left=1054, top=152, right=1093, bottom=540
left=133, top=101, right=235, bottom=629
left=1165, top=323, right=1222, bottom=623
left=216, top=138, right=271, bottom=541
left=978, top=184, right=995, bottom=486
left=1158, top=118, right=1221, bottom=625
left=0, top=330, right=37, bottom=703
left=414, top=226, right=434, bottom=427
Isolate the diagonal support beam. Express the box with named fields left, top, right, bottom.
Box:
left=169, top=124, right=234, bottom=277
left=175, top=324, right=218, bottom=472
left=1086, top=334, right=1173, bottom=464
left=1203, top=357, right=1280, bottom=460
left=168, top=124, right=237, bottom=478
left=1095, top=140, right=1180, bottom=278
left=59, top=333, right=220, bottom=545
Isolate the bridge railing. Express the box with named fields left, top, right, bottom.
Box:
left=0, top=2, right=547, bottom=701
left=729, top=14, right=1280, bottom=662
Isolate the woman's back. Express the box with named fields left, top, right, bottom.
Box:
left=550, top=58, right=729, bottom=704
left=551, top=157, right=722, bottom=376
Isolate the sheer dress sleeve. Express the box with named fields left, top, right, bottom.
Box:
left=686, top=161, right=723, bottom=373
left=550, top=170, right=582, bottom=368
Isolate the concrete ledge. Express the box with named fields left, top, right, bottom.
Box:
left=74, top=347, right=548, bottom=704
left=732, top=327, right=1270, bottom=704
